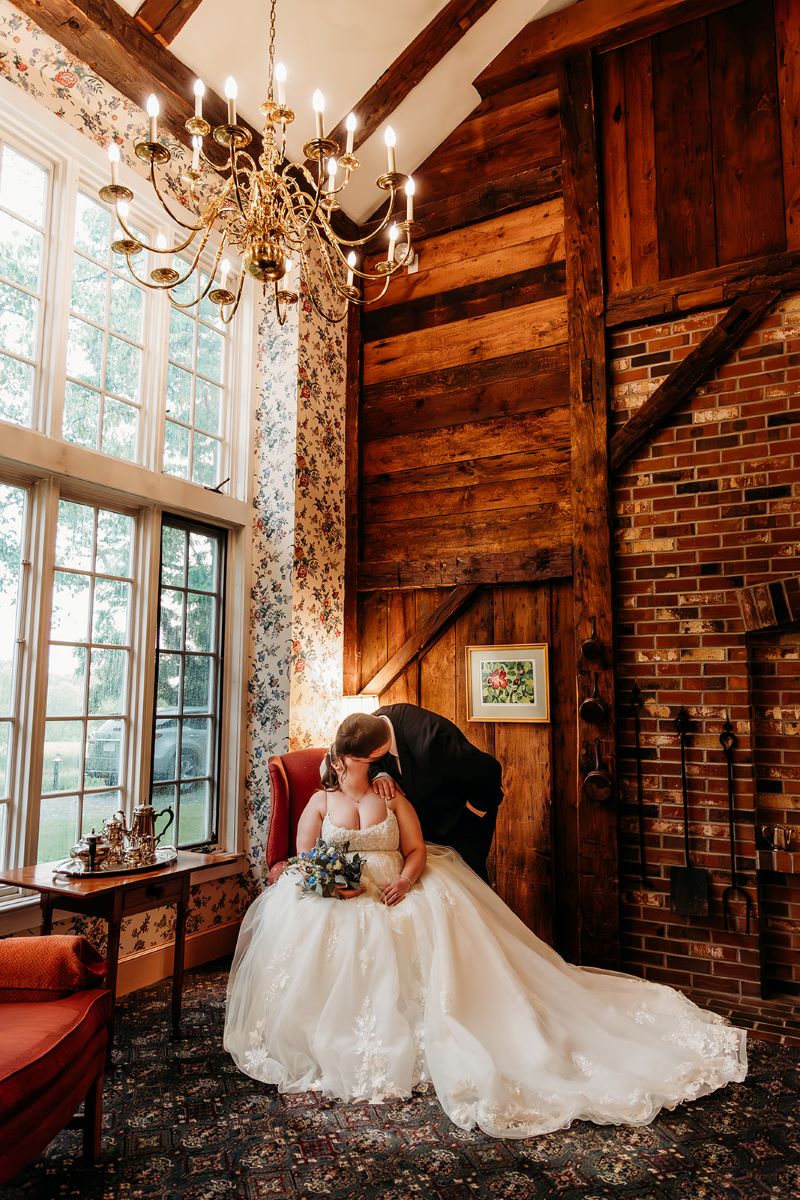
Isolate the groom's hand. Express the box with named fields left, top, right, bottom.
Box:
left=372, top=773, right=396, bottom=801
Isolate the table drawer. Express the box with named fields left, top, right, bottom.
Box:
left=121, top=875, right=186, bottom=915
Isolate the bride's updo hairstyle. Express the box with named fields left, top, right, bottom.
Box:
left=320, top=713, right=389, bottom=790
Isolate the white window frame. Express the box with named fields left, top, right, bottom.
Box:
left=0, top=79, right=257, bottom=911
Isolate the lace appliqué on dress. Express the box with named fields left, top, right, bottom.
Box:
left=353, top=997, right=399, bottom=1101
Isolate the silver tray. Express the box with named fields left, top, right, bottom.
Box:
left=52, top=846, right=178, bottom=878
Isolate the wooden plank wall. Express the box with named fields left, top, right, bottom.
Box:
left=356, top=72, right=577, bottom=940
left=599, top=0, right=793, bottom=295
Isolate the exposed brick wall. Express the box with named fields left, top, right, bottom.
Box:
left=611, top=298, right=800, bottom=1004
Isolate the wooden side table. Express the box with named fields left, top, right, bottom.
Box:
left=0, top=850, right=238, bottom=1046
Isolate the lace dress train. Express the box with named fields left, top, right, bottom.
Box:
left=224, top=810, right=746, bottom=1138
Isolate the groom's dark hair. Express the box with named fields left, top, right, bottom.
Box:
left=321, top=713, right=389, bottom=789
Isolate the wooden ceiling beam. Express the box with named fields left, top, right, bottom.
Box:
left=135, top=0, right=201, bottom=46
left=476, top=0, right=743, bottom=95
left=326, top=0, right=502, bottom=156
left=13, top=0, right=258, bottom=153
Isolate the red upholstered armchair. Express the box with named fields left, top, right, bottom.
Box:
left=266, top=748, right=327, bottom=883
left=0, top=934, right=112, bottom=1183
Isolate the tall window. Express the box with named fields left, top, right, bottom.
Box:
left=152, top=518, right=224, bottom=848
left=0, top=142, right=48, bottom=427
left=63, top=193, right=145, bottom=460
left=0, top=483, right=26, bottom=871
left=0, top=94, right=250, bottom=893
left=39, top=500, right=135, bottom=862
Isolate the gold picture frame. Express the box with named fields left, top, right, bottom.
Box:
left=465, top=643, right=550, bottom=723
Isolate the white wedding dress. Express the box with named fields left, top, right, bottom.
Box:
left=224, top=805, right=747, bottom=1138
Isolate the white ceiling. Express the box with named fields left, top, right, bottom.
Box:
left=119, top=0, right=576, bottom=222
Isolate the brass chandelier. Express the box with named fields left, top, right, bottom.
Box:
left=99, top=0, right=420, bottom=325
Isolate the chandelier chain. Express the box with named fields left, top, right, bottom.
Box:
left=267, top=0, right=277, bottom=103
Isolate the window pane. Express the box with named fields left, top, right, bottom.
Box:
left=169, top=309, right=194, bottom=367
left=0, top=483, right=24, bottom=716
left=163, top=419, right=189, bottom=478
left=153, top=721, right=178, bottom=781
left=0, top=146, right=46, bottom=225
left=63, top=381, right=100, bottom=449
left=197, top=323, right=223, bottom=382
left=161, top=526, right=186, bottom=586
left=96, top=510, right=133, bottom=578
left=189, top=532, right=216, bottom=591
left=70, top=253, right=106, bottom=324
left=105, top=335, right=141, bottom=403
left=56, top=500, right=94, bottom=570
left=85, top=719, right=123, bottom=788
left=192, top=432, right=218, bottom=487
left=183, top=716, right=211, bottom=778
left=43, top=720, right=83, bottom=793
left=195, top=378, right=221, bottom=435
left=0, top=281, right=36, bottom=359
left=159, top=588, right=184, bottom=650
left=0, top=724, right=9, bottom=800
left=67, top=316, right=103, bottom=387
left=88, top=647, right=127, bottom=715
left=0, top=353, right=34, bottom=426
left=0, top=211, right=43, bottom=291
left=37, top=794, right=79, bottom=863
left=51, top=571, right=91, bottom=642
left=46, top=645, right=86, bottom=716
left=82, top=789, right=121, bottom=836
left=74, top=193, right=110, bottom=261
left=109, top=274, right=143, bottom=340
left=101, top=396, right=138, bottom=461
left=92, top=578, right=131, bottom=645
left=156, top=653, right=181, bottom=711
left=177, top=781, right=210, bottom=845
left=167, top=363, right=192, bottom=423
left=186, top=592, right=214, bottom=652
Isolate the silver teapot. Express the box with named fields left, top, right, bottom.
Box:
left=69, top=828, right=111, bottom=871
left=106, top=803, right=174, bottom=864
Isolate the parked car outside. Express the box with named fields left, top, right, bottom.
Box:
left=84, top=715, right=210, bottom=785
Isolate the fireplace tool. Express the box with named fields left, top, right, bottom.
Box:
left=720, top=718, right=752, bottom=935
left=631, top=681, right=648, bottom=884
left=670, top=706, right=709, bottom=916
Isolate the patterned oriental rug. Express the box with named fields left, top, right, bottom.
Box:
left=5, top=963, right=800, bottom=1200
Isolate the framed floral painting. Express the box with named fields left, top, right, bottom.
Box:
left=465, top=644, right=550, bottom=723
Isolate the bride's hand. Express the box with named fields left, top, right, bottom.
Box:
left=382, top=876, right=411, bottom=906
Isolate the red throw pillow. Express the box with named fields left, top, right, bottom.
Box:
left=0, top=935, right=106, bottom=1001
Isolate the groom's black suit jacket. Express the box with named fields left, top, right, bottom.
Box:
left=371, top=703, right=503, bottom=842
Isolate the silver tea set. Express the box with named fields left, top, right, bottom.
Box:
left=68, top=803, right=175, bottom=872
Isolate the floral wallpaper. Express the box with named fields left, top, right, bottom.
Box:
left=0, top=2, right=350, bottom=950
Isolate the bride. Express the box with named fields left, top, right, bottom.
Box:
left=224, top=724, right=747, bottom=1139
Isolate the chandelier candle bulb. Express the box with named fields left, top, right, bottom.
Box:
left=191, top=136, right=201, bottom=172
left=346, top=251, right=356, bottom=287
left=384, top=126, right=397, bottom=173
left=327, top=157, right=337, bottom=195
left=107, top=143, right=120, bottom=185
left=345, top=112, right=356, bottom=156
left=146, top=94, right=159, bottom=142
left=275, top=62, right=287, bottom=106
left=224, top=76, right=238, bottom=125
left=388, top=223, right=398, bottom=263
left=193, top=79, right=205, bottom=119
left=313, top=90, right=326, bottom=139
left=220, top=258, right=230, bottom=289
left=405, top=176, right=415, bottom=221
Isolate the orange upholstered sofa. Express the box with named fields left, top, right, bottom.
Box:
left=0, top=934, right=112, bottom=1183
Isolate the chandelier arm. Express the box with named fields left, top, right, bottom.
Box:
left=199, top=144, right=235, bottom=177
left=228, top=142, right=252, bottom=219
left=113, top=202, right=201, bottom=257
left=168, top=237, right=227, bottom=310
left=148, top=159, right=212, bottom=233
left=314, top=190, right=401, bottom=250
left=219, top=270, right=246, bottom=326
left=303, top=225, right=351, bottom=323
left=272, top=282, right=289, bottom=327
left=278, top=163, right=327, bottom=237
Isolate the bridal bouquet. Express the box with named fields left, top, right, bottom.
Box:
left=287, top=837, right=364, bottom=898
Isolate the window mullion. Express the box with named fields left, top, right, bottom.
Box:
left=41, top=157, right=78, bottom=441
left=128, top=504, right=161, bottom=819
left=15, top=477, right=59, bottom=866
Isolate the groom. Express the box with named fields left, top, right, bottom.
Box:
left=345, top=703, right=503, bottom=881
